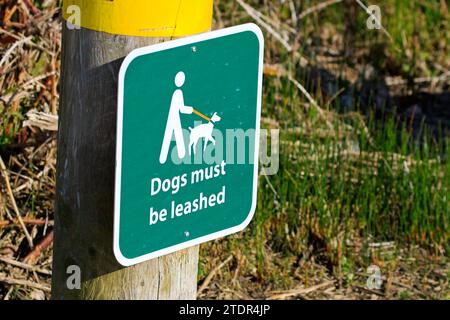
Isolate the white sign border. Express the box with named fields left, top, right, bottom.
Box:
left=114, top=23, right=264, bottom=267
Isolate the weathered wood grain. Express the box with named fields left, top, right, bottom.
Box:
left=52, top=25, right=199, bottom=300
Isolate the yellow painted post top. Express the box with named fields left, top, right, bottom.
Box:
left=62, top=0, right=213, bottom=37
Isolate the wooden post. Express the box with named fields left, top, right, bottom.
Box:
left=52, top=4, right=212, bottom=299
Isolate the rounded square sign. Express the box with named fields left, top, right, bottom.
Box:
left=114, top=24, right=264, bottom=266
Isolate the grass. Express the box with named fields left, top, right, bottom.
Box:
left=235, top=82, right=449, bottom=283
left=199, top=0, right=449, bottom=298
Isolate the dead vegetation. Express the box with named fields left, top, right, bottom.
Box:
left=198, top=237, right=449, bottom=300
left=0, top=0, right=58, bottom=300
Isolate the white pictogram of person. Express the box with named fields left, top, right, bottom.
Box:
left=159, top=71, right=193, bottom=164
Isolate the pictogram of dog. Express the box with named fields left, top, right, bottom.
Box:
left=188, top=112, right=221, bottom=155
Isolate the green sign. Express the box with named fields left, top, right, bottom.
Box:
left=114, top=24, right=264, bottom=266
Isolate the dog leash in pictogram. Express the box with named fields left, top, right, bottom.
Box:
left=192, top=109, right=211, bottom=122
